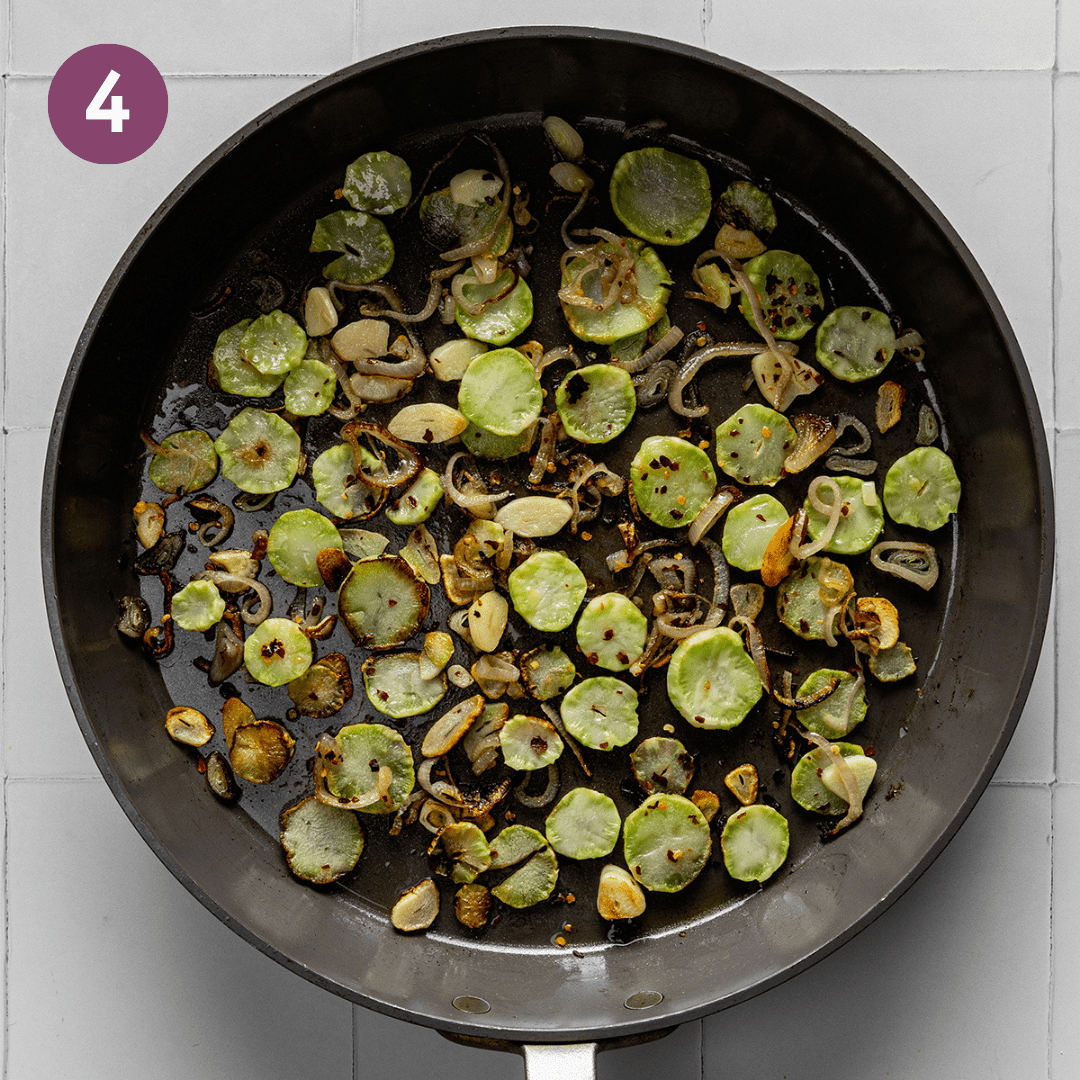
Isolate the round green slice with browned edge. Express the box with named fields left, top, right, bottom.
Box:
left=458, top=347, right=542, bottom=436
left=883, top=447, right=961, bottom=531
left=797, top=668, right=868, bottom=739
left=609, top=147, right=712, bottom=246
left=338, top=555, right=429, bottom=650
left=623, top=792, right=712, bottom=893
left=556, top=364, right=637, bottom=444
left=666, top=627, right=762, bottom=730
left=561, top=237, right=672, bottom=344
left=630, top=435, right=717, bottom=529
left=280, top=797, right=364, bottom=884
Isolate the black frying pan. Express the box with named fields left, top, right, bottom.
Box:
left=42, top=27, right=1053, bottom=1069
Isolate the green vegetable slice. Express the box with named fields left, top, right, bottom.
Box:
left=630, top=737, right=694, bottom=795
left=666, top=627, right=762, bottom=730
left=147, top=429, right=218, bottom=494
left=630, top=435, right=717, bottom=528
left=623, top=792, right=711, bottom=893
left=868, top=641, right=917, bottom=682
left=311, top=442, right=386, bottom=521
left=715, top=403, right=796, bottom=487
left=575, top=592, right=647, bottom=672
left=545, top=788, right=621, bottom=860
left=499, top=715, right=564, bottom=771
left=171, top=579, right=225, bottom=631
left=458, top=348, right=542, bottom=436
left=239, top=310, right=307, bottom=376
left=489, top=824, right=546, bottom=868
left=720, top=804, right=789, bottom=883
left=267, top=508, right=344, bottom=587
left=283, top=347, right=336, bottom=415
left=338, top=555, right=429, bottom=650
left=521, top=645, right=577, bottom=700
left=797, top=668, right=867, bottom=738
left=287, top=653, right=353, bottom=718
left=280, top=797, right=364, bottom=884
left=804, top=476, right=884, bottom=555
left=460, top=421, right=535, bottom=460
left=722, top=493, right=789, bottom=572
left=214, top=408, right=300, bottom=494
left=209, top=319, right=286, bottom=397
left=488, top=826, right=558, bottom=908
left=776, top=556, right=853, bottom=641
left=508, top=550, right=587, bottom=632
left=791, top=741, right=872, bottom=815
left=883, top=447, right=961, bottom=531
left=428, top=822, right=491, bottom=884
left=230, top=720, right=295, bottom=783
left=343, top=150, right=412, bottom=214
left=560, top=676, right=639, bottom=750
left=455, top=269, right=534, bottom=345
left=361, top=653, right=447, bottom=719
left=419, top=187, right=512, bottom=257
left=243, top=617, right=313, bottom=686
left=322, top=722, right=415, bottom=814
left=561, top=238, right=672, bottom=344
left=740, top=250, right=823, bottom=341
left=609, top=147, right=711, bottom=246
left=815, top=306, right=896, bottom=381
left=717, top=180, right=777, bottom=237
left=555, top=364, right=636, bottom=444
left=385, top=468, right=443, bottom=526
left=311, top=209, right=395, bottom=284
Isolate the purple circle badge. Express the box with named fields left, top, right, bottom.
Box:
left=48, top=45, right=168, bottom=164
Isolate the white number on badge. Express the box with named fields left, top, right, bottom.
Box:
left=85, top=69, right=130, bottom=133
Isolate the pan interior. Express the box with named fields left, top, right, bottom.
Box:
left=44, top=29, right=1052, bottom=1042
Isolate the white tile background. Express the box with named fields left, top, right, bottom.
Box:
left=1, top=2, right=1070, bottom=1077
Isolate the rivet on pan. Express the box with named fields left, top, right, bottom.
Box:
left=452, top=995, right=492, bottom=1014
left=624, top=990, right=664, bottom=1010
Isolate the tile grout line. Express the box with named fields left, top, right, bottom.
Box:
left=1049, top=3, right=1060, bottom=1077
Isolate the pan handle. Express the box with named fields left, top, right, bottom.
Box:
left=522, top=1043, right=597, bottom=1080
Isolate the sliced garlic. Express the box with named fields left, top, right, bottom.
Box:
left=332, top=318, right=390, bottom=361
left=387, top=403, right=469, bottom=444
left=304, top=286, right=338, bottom=337
left=495, top=496, right=573, bottom=538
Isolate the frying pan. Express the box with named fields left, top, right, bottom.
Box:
left=41, top=26, right=1053, bottom=1076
